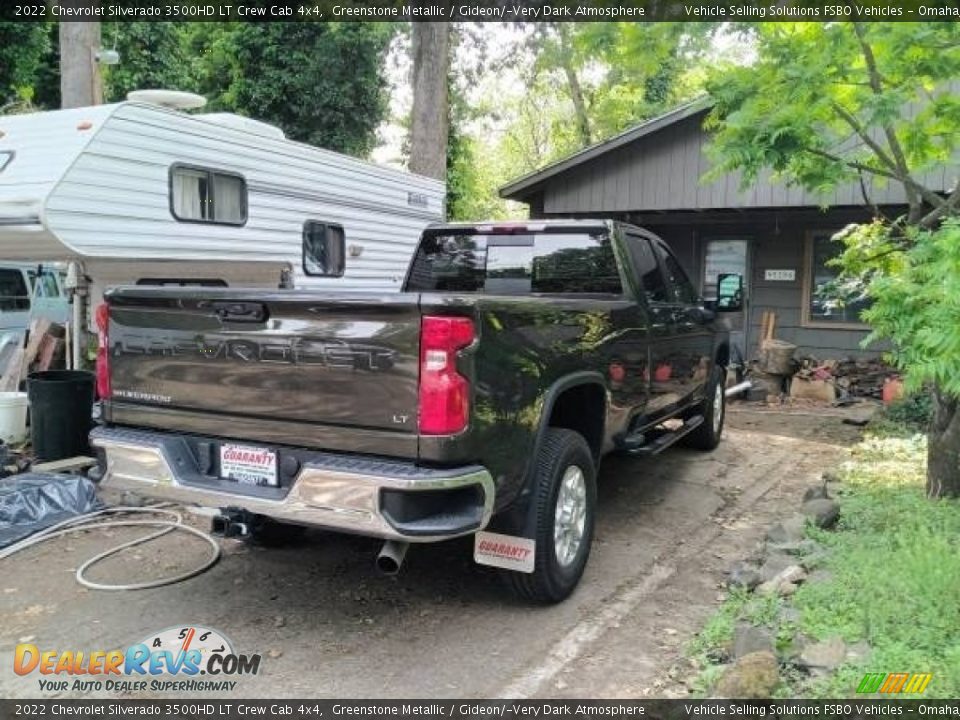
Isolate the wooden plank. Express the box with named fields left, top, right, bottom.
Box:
left=0, top=347, right=24, bottom=392
left=20, top=318, right=52, bottom=381
left=32, top=456, right=98, bottom=473
left=35, top=335, right=64, bottom=372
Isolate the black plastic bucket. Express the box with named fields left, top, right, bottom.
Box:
left=26, top=370, right=95, bottom=462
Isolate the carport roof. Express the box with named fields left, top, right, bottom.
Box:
left=499, top=97, right=713, bottom=200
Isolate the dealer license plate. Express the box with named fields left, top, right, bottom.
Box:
left=219, top=444, right=278, bottom=487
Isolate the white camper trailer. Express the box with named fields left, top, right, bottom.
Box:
left=0, top=92, right=446, bottom=356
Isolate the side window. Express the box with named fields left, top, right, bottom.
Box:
left=170, top=165, right=247, bottom=225
left=41, top=271, right=60, bottom=297
left=653, top=242, right=699, bottom=305
left=625, top=235, right=670, bottom=304
left=27, top=270, right=57, bottom=297
left=0, top=269, right=30, bottom=311
left=303, top=221, right=346, bottom=277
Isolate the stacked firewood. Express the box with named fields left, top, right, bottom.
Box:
left=793, top=356, right=893, bottom=400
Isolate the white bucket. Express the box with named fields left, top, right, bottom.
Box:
left=0, top=391, right=28, bottom=445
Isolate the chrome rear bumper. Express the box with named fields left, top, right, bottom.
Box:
left=91, top=426, right=494, bottom=542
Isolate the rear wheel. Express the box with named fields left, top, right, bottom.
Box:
left=506, top=428, right=596, bottom=604
left=682, top=365, right=726, bottom=450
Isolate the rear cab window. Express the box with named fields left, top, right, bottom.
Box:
left=406, top=228, right=622, bottom=295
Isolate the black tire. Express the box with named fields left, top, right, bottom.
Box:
left=682, top=365, right=727, bottom=451
left=506, top=428, right=597, bottom=604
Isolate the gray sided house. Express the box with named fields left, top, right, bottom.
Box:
left=500, top=99, right=956, bottom=364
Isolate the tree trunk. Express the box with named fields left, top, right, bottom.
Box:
left=927, top=388, right=960, bottom=498
left=556, top=25, right=591, bottom=146
left=59, top=20, right=102, bottom=108
left=409, top=21, right=450, bottom=181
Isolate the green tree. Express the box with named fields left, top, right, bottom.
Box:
left=0, top=21, right=53, bottom=110
left=528, top=23, right=718, bottom=148
left=187, top=22, right=397, bottom=157
left=705, top=22, right=960, bottom=497
left=100, top=22, right=191, bottom=102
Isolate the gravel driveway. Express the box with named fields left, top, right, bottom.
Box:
left=0, top=408, right=862, bottom=699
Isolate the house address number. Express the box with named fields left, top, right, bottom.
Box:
left=764, top=269, right=796, bottom=281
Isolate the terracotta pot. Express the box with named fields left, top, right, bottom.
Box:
left=882, top=377, right=905, bottom=405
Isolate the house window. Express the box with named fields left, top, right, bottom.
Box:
left=0, top=151, right=13, bottom=173
left=804, top=231, right=870, bottom=326
left=170, top=165, right=247, bottom=225
left=303, top=221, right=345, bottom=277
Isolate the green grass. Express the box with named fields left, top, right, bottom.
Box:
left=688, top=425, right=960, bottom=698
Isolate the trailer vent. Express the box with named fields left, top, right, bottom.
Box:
left=127, top=89, right=207, bottom=110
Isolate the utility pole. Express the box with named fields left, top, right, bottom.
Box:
left=59, top=12, right=103, bottom=369
left=59, top=20, right=103, bottom=108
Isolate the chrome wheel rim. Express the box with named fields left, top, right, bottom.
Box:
left=712, top=381, right=724, bottom=434
left=554, top=465, right=587, bottom=567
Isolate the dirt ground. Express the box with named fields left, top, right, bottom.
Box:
left=0, top=404, right=869, bottom=699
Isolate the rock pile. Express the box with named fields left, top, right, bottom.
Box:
left=711, top=472, right=861, bottom=698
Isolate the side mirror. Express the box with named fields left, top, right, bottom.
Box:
left=716, top=273, right=744, bottom=312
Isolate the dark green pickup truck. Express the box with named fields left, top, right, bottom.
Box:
left=91, top=220, right=737, bottom=603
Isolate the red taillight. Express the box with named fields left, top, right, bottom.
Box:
left=95, top=303, right=111, bottom=399
left=418, top=316, right=475, bottom=435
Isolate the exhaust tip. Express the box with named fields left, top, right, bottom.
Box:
left=375, top=540, right=409, bottom=576
left=375, top=555, right=401, bottom=575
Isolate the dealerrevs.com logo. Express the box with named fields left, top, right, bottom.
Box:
left=14, top=625, right=262, bottom=693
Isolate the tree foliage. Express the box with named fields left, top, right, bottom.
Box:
left=843, top=220, right=960, bottom=397
left=706, top=23, right=960, bottom=224
left=0, top=22, right=53, bottom=109
left=529, top=22, right=719, bottom=148
left=2, top=22, right=396, bottom=158
left=705, top=22, right=960, bottom=496
left=100, top=22, right=191, bottom=102
left=186, top=23, right=397, bottom=156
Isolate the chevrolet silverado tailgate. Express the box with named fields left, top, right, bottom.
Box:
left=104, top=289, right=422, bottom=441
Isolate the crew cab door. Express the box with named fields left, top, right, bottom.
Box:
left=648, top=238, right=715, bottom=409
left=622, top=232, right=713, bottom=417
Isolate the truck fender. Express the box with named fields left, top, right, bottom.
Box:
left=485, top=371, right=607, bottom=540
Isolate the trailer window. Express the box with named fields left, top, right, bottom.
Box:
left=303, top=221, right=345, bottom=277
left=170, top=165, right=247, bottom=225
